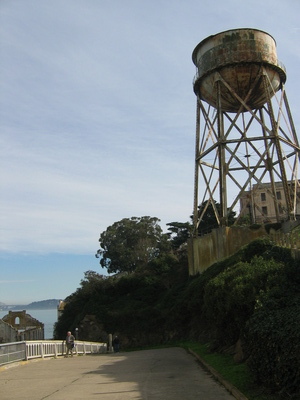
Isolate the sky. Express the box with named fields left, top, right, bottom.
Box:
left=1, top=0, right=299, bottom=305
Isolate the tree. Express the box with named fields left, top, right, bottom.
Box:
left=166, top=221, right=191, bottom=249
left=80, top=270, right=108, bottom=289
left=196, top=200, right=236, bottom=235
left=95, top=216, right=170, bottom=274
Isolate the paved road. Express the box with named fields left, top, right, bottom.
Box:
left=0, top=348, right=235, bottom=400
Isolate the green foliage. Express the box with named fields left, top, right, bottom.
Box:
left=54, top=271, right=112, bottom=338
left=239, top=237, right=273, bottom=260
left=95, top=216, right=171, bottom=274
left=54, top=271, right=171, bottom=342
left=203, top=256, right=285, bottom=346
left=244, top=261, right=300, bottom=396
left=236, top=213, right=251, bottom=226
left=196, top=199, right=236, bottom=235
left=246, top=306, right=300, bottom=396
left=146, top=252, right=188, bottom=289
left=166, top=221, right=191, bottom=249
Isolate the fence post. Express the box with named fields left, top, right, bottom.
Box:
left=40, top=342, right=44, bottom=358
left=24, top=341, right=28, bottom=361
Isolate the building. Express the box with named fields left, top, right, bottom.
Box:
left=0, top=319, right=18, bottom=343
left=57, top=300, right=66, bottom=319
left=1, top=310, right=44, bottom=342
left=239, top=181, right=300, bottom=224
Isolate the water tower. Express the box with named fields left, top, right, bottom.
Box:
left=192, top=28, right=300, bottom=235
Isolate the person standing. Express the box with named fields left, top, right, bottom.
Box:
left=112, top=336, right=120, bottom=352
left=65, top=331, right=75, bottom=357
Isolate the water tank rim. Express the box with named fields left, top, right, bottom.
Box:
left=193, top=60, right=287, bottom=90
left=192, top=28, right=277, bottom=65
left=192, top=63, right=287, bottom=109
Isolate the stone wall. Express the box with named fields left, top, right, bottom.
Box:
left=2, top=310, right=44, bottom=341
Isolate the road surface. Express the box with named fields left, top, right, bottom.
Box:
left=0, top=347, right=235, bottom=399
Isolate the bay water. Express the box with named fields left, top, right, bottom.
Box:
left=0, top=309, right=58, bottom=339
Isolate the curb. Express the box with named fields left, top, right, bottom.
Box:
left=0, top=357, right=52, bottom=373
left=0, top=360, right=29, bottom=373
left=188, top=348, right=249, bottom=400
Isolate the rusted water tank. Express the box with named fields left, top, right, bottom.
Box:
left=192, top=28, right=286, bottom=112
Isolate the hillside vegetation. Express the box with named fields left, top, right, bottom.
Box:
left=55, top=238, right=300, bottom=397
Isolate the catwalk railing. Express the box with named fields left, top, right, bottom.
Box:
left=0, top=340, right=107, bottom=366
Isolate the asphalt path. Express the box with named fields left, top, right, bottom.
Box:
left=0, top=347, right=235, bottom=399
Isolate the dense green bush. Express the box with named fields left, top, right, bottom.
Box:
left=54, top=271, right=173, bottom=344
left=244, top=260, right=300, bottom=396
left=246, top=305, right=300, bottom=396
left=202, top=256, right=286, bottom=346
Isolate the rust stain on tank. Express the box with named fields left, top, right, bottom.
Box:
left=192, top=28, right=286, bottom=112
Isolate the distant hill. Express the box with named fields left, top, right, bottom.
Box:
left=0, top=299, right=61, bottom=311
left=25, top=299, right=61, bottom=310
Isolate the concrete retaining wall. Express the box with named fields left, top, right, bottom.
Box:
left=188, top=226, right=267, bottom=275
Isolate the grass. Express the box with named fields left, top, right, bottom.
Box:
left=175, top=341, right=282, bottom=400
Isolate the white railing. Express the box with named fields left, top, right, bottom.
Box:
left=0, top=340, right=107, bottom=366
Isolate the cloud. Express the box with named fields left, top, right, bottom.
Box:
left=1, top=0, right=299, bottom=256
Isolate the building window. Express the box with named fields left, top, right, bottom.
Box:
left=276, top=191, right=282, bottom=200
left=261, top=192, right=266, bottom=201
left=262, top=206, right=268, bottom=215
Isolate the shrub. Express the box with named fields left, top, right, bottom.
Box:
left=246, top=305, right=300, bottom=396
left=202, top=256, right=285, bottom=346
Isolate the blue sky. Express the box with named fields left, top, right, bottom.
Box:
left=1, top=0, right=300, bottom=305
